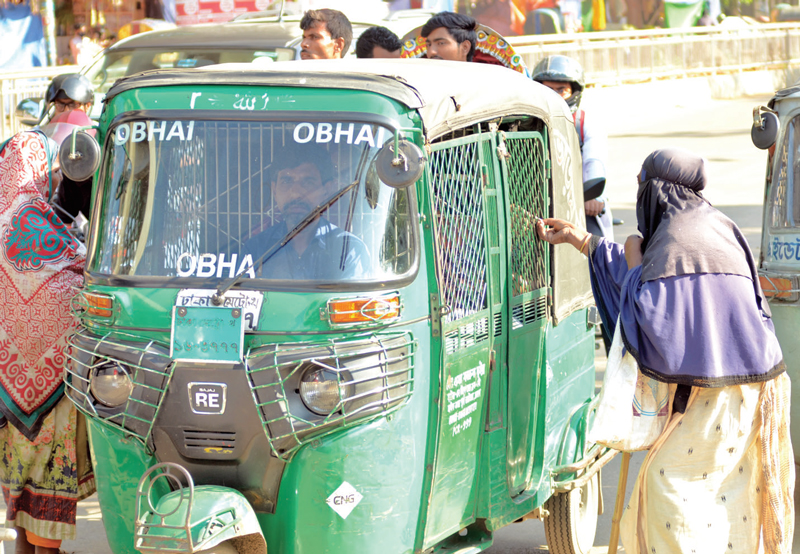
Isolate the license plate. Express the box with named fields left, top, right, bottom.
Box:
left=170, top=306, right=244, bottom=363
left=188, top=382, right=227, bottom=415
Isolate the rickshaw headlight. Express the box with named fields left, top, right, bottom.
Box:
left=299, top=366, right=354, bottom=416
left=90, top=361, right=134, bottom=407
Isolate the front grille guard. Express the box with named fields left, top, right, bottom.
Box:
left=66, top=328, right=415, bottom=458
left=245, top=332, right=416, bottom=460
left=65, top=327, right=174, bottom=447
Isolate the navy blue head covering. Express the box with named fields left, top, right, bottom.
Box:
left=609, top=148, right=783, bottom=387
left=636, top=148, right=755, bottom=284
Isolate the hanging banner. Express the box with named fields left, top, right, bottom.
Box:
left=0, top=4, right=46, bottom=70
left=175, top=0, right=270, bottom=25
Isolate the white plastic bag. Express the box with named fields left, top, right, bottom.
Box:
left=587, top=319, right=670, bottom=451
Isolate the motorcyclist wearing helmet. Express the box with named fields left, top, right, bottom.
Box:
left=532, top=55, right=614, bottom=243
left=42, top=73, right=94, bottom=123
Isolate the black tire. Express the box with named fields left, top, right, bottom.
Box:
left=542, top=470, right=600, bottom=554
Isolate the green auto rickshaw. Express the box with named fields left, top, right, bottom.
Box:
left=60, top=59, right=612, bottom=554
left=752, top=86, right=800, bottom=466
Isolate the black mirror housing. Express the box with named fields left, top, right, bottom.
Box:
left=375, top=139, right=426, bottom=189
left=752, top=107, right=779, bottom=150
left=15, top=98, right=44, bottom=127
left=583, top=177, right=606, bottom=201
left=59, top=131, right=101, bottom=182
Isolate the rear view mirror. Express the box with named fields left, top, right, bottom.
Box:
left=59, top=130, right=101, bottom=182
left=375, top=138, right=425, bottom=189
left=15, top=98, right=44, bottom=127
left=752, top=106, right=779, bottom=150
left=583, top=177, right=606, bottom=201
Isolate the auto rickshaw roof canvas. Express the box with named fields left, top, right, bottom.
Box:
left=104, top=59, right=576, bottom=141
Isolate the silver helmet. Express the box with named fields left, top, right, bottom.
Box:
left=531, top=55, right=585, bottom=111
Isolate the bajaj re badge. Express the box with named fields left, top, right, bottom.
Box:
left=188, top=382, right=227, bottom=415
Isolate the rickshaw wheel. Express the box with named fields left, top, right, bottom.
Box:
left=542, top=470, right=599, bottom=554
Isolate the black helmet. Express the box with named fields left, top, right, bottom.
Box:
left=531, top=55, right=585, bottom=111
left=45, top=73, right=93, bottom=105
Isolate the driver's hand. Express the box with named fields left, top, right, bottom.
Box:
left=584, top=199, right=604, bottom=217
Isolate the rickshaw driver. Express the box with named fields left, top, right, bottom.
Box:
left=242, top=144, right=369, bottom=280
left=421, top=12, right=478, bottom=62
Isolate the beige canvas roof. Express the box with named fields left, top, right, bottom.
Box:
left=106, top=58, right=574, bottom=140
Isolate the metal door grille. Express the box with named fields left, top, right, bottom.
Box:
left=504, top=134, right=549, bottom=296
left=511, top=296, right=548, bottom=330
left=429, top=137, right=489, bottom=324
left=444, top=316, right=490, bottom=354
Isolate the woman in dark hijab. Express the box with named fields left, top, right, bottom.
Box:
left=537, top=148, right=793, bottom=554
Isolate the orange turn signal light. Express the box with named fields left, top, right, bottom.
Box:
left=759, top=275, right=794, bottom=299
left=85, top=292, right=114, bottom=317
left=328, top=295, right=401, bottom=325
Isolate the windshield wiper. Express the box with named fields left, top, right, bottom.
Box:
left=212, top=179, right=359, bottom=303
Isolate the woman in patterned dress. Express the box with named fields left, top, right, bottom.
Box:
left=0, top=125, right=95, bottom=553
left=536, top=147, right=794, bottom=554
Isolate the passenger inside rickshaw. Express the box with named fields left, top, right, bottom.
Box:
left=242, top=143, right=370, bottom=280
left=92, top=119, right=416, bottom=285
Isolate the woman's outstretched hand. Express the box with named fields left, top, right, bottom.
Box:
left=536, top=218, right=590, bottom=252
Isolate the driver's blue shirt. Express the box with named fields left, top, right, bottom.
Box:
left=243, top=218, right=369, bottom=280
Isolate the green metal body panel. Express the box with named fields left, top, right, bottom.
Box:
left=257, top=384, right=431, bottom=554
left=87, top=418, right=162, bottom=554
left=475, top=308, right=595, bottom=532
left=76, top=79, right=598, bottom=554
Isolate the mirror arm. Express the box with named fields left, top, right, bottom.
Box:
left=391, top=130, right=407, bottom=170
left=753, top=106, right=777, bottom=130
left=68, top=126, right=99, bottom=160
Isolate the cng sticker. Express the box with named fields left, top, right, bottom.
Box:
left=325, top=481, right=363, bottom=520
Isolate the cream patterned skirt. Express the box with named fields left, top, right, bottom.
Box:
left=620, top=373, right=794, bottom=554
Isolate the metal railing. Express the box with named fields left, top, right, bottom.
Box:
left=4, top=23, right=800, bottom=140
left=0, top=65, right=77, bottom=140
left=508, top=22, right=800, bottom=86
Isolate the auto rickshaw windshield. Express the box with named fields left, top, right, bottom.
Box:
left=88, top=118, right=417, bottom=286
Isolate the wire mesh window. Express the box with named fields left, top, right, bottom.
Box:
left=769, top=115, right=800, bottom=230
left=429, top=138, right=489, bottom=324
left=90, top=119, right=416, bottom=286
left=505, top=135, right=549, bottom=296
